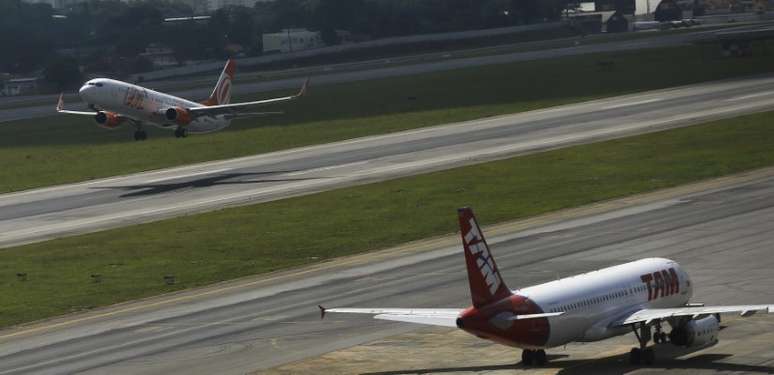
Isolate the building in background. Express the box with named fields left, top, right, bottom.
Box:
left=262, top=29, right=324, bottom=54
left=140, top=44, right=178, bottom=68
left=1, top=78, right=40, bottom=96
left=22, top=0, right=82, bottom=9
left=206, top=0, right=273, bottom=11
left=23, top=0, right=275, bottom=11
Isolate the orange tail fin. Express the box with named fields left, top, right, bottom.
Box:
left=203, top=59, right=235, bottom=106
left=458, top=207, right=512, bottom=307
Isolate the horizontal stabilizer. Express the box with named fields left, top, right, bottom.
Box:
left=374, top=314, right=458, bottom=327
left=321, top=307, right=462, bottom=328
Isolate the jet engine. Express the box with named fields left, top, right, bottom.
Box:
left=668, top=315, right=719, bottom=347
left=165, top=107, right=192, bottom=126
left=94, top=111, right=125, bottom=129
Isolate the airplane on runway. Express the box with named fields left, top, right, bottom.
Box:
left=320, top=207, right=774, bottom=366
left=56, top=59, right=309, bottom=140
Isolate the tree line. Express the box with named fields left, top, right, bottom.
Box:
left=1, top=0, right=566, bottom=87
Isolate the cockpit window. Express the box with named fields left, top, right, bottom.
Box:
left=95, top=83, right=103, bottom=87
left=87, top=82, right=103, bottom=87
left=87, top=82, right=96, bottom=86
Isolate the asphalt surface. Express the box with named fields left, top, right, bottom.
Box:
left=2, top=165, right=774, bottom=374
left=0, top=25, right=752, bottom=124
left=3, top=75, right=774, bottom=249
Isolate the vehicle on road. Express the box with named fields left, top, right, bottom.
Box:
left=56, top=59, right=309, bottom=140
left=321, top=207, right=774, bottom=366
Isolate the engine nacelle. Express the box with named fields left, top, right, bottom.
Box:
left=165, top=107, right=192, bottom=126
left=669, top=315, right=719, bottom=347
left=94, top=111, right=124, bottom=129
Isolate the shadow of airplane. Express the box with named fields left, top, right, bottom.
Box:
left=91, top=171, right=320, bottom=198
left=362, top=346, right=774, bottom=375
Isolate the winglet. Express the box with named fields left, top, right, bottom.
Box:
left=298, top=78, right=310, bottom=97
left=318, top=305, right=326, bottom=320
left=56, top=93, right=64, bottom=112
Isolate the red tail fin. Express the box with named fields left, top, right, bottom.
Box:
left=203, top=59, right=235, bottom=106
left=458, top=207, right=512, bottom=307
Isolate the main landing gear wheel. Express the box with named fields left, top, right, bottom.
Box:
left=630, top=322, right=656, bottom=365
left=521, top=349, right=547, bottom=366
left=133, top=130, right=147, bottom=141
left=174, top=127, right=187, bottom=138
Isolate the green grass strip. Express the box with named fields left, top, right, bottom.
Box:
left=2, top=44, right=774, bottom=193
left=3, top=110, right=774, bottom=328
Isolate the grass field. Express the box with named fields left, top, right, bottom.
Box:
left=3, top=110, right=774, bottom=328
left=2, top=44, right=774, bottom=193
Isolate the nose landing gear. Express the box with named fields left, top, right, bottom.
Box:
left=174, top=126, right=188, bottom=138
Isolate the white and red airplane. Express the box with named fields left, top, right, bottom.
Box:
left=56, top=59, right=308, bottom=140
left=321, top=207, right=774, bottom=366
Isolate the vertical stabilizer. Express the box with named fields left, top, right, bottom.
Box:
left=203, top=59, right=235, bottom=106
left=458, top=207, right=512, bottom=307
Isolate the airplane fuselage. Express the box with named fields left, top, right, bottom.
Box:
left=79, top=78, right=230, bottom=134
left=458, top=258, right=693, bottom=349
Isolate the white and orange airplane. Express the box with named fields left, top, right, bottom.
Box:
left=321, top=207, right=774, bottom=366
left=57, top=59, right=308, bottom=140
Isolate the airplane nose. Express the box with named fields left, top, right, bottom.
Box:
left=78, top=85, right=89, bottom=99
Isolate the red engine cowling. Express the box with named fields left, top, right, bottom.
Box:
left=165, top=107, right=192, bottom=126
left=94, top=111, right=125, bottom=129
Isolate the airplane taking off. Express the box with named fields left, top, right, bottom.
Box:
left=321, top=207, right=774, bottom=366
left=57, top=59, right=308, bottom=140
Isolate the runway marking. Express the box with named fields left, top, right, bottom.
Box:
left=3, top=97, right=774, bottom=249
left=284, top=161, right=369, bottom=177
left=0, top=317, right=234, bottom=375
left=725, top=91, right=774, bottom=102
left=600, top=98, right=663, bottom=110
left=143, top=168, right=232, bottom=184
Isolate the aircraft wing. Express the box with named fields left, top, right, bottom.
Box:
left=221, top=111, right=284, bottom=120
left=56, top=93, right=96, bottom=115
left=321, top=307, right=463, bottom=328
left=188, top=79, right=309, bottom=117
left=616, top=304, right=774, bottom=326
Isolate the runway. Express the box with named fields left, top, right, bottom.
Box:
left=2, top=164, right=774, bottom=374
left=3, top=75, right=774, bottom=248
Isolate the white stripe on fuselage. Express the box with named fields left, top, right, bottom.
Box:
left=518, top=258, right=692, bottom=347
left=79, top=78, right=230, bottom=133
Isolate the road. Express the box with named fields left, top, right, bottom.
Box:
left=0, top=25, right=752, bottom=124
left=2, top=164, right=774, bottom=374
left=3, top=75, right=774, bottom=249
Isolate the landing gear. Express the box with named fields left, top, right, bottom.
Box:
left=653, top=321, right=668, bottom=344
left=174, top=126, right=187, bottom=138
left=133, top=130, right=147, bottom=141
left=521, top=349, right=547, bottom=366
left=630, top=322, right=656, bottom=365
left=132, top=122, right=147, bottom=141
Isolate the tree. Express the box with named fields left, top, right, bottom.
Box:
left=43, top=56, right=82, bottom=90
left=0, top=0, right=55, bottom=73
